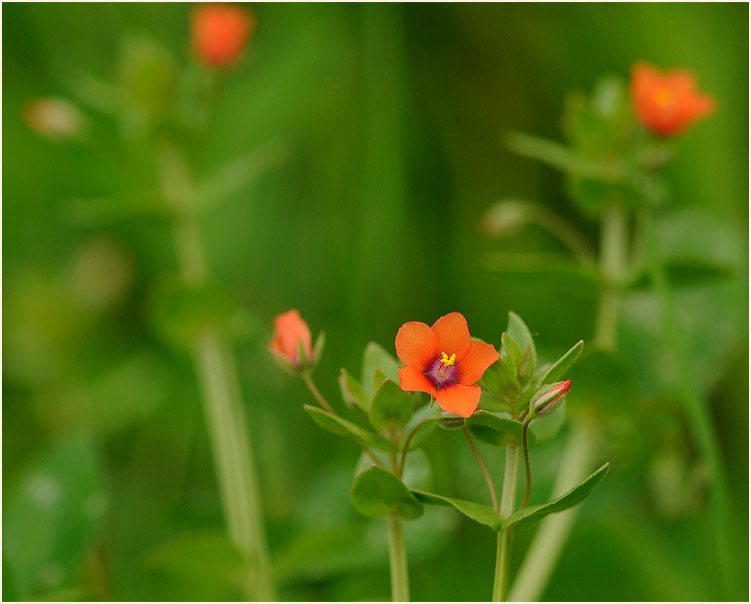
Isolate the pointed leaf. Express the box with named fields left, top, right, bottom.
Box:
left=501, top=332, right=522, bottom=374
left=350, top=466, right=423, bottom=520
left=537, top=340, right=584, bottom=386
left=465, top=411, right=535, bottom=448
left=304, top=405, right=398, bottom=453
left=507, top=311, right=537, bottom=376
left=369, top=379, right=414, bottom=433
left=500, top=463, right=610, bottom=531
left=338, top=369, right=370, bottom=412
left=361, top=342, right=400, bottom=397
left=410, top=490, right=500, bottom=530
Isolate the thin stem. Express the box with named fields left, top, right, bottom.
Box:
left=301, top=372, right=335, bottom=414
left=509, top=416, right=598, bottom=602
left=521, top=417, right=532, bottom=509
left=397, top=418, right=431, bottom=479
left=594, top=203, right=628, bottom=351
left=462, top=427, right=498, bottom=514
left=388, top=453, right=410, bottom=602
left=492, top=443, right=520, bottom=602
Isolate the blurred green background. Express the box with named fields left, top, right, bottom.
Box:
left=3, top=3, right=748, bottom=601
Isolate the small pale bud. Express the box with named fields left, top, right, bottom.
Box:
left=23, top=98, right=86, bottom=141
left=529, top=380, right=571, bottom=419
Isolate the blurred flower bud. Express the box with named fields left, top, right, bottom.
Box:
left=191, top=3, right=256, bottom=68
left=269, top=309, right=320, bottom=373
left=529, top=380, right=571, bottom=419
left=72, top=236, right=134, bottom=311
left=479, top=200, right=533, bottom=238
left=23, top=98, right=86, bottom=141
left=630, top=62, right=715, bottom=137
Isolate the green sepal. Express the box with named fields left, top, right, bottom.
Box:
left=465, top=411, right=535, bottom=448
left=361, top=342, right=400, bottom=397
left=500, top=462, right=610, bottom=531
left=369, top=379, right=415, bottom=433
left=337, top=368, right=369, bottom=412
left=506, top=311, right=537, bottom=378
left=410, top=490, right=500, bottom=531
left=304, top=405, right=398, bottom=453
left=350, top=466, right=423, bottom=520
left=535, top=340, right=584, bottom=386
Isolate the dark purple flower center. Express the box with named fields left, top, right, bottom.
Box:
left=426, top=353, right=458, bottom=389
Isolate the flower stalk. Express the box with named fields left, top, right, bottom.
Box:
left=159, top=144, right=275, bottom=601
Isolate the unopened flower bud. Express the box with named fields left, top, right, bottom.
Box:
left=529, top=380, right=571, bottom=419
left=23, top=98, right=86, bottom=141
left=191, top=3, right=256, bottom=68
left=437, top=411, right=466, bottom=430
left=269, top=309, right=321, bottom=373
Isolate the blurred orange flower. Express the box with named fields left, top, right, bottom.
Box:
left=191, top=3, right=256, bottom=68
left=395, top=312, right=499, bottom=418
left=270, top=309, right=313, bottom=369
left=630, top=62, right=716, bottom=137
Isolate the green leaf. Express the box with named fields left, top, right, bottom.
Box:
left=361, top=342, right=401, bottom=397
left=3, top=435, right=107, bottom=600
left=465, top=411, right=535, bottom=448
left=304, top=405, right=398, bottom=453
left=500, top=332, right=521, bottom=374
left=507, top=311, right=537, bottom=377
left=350, top=466, right=423, bottom=520
left=369, top=379, right=414, bottom=433
left=338, top=369, right=370, bottom=412
left=410, top=490, right=500, bottom=530
left=536, top=340, right=584, bottom=386
left=480, top=359, right=521, bottom=401
left=500, top=463, right=610, bottom=531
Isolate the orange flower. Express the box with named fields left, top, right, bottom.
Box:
left=191, top=3, right=256, bottom=68
left=270, top=309, right=313, bottom=369
left=630, top=62, right=716, bottom=137
left=395, top=312, right=499, bottom=418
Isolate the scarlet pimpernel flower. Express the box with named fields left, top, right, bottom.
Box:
left=270, top=309, right=314, bottom=372
left=630, top=62, right=716, bottom=137
left=395, top=312, right=499, bottom=418
left=191, top=3, right=256, bottom=68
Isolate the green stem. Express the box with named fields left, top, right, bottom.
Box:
left=492, top=443, right=520, bottom=601
left=509, top=203, right=628, bottom=601
left=520, top=418, right=532, bottom=509
left=462, top=427, right=499, bottom=513
left=302, top=372, right=335, bottom=414
left=508, top=416, right=598, bottom=602
left=388, top=454, right=410, bottom=602
left=159, top=144, right=275, bottom=601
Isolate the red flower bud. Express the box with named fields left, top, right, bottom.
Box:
left=270, top=309, right=315, bottom=371
left=530, top=380, right=571, bottom=419
left=630, top=62, right=715, bottom=137
left=191, top=3, right=256, bottom=68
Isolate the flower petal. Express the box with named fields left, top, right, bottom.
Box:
left=456, top=341, right=500, bottom=385
left=431, top=312, right=472, bottom=361
left=271, top=309, right=312, bottom=362
left=435, top=383, right=481, bottom=418
left=398, top=366, right=437, bottom=398
left=395, top=321, right=438, bottom=370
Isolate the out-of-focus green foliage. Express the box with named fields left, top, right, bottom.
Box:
left=3, top=3, right=748, bottom=602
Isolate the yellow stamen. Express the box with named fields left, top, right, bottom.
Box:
left=440, top=352, right=456, bottom=367
left=654, top=88, right=674, bottom=108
